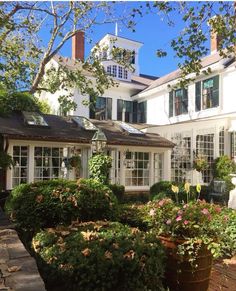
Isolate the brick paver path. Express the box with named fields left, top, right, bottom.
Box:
left=209, top=257, right=236, bottom=290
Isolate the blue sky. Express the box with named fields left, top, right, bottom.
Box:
left=58, top=2, right=212, bottom=79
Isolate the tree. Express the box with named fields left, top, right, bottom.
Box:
left=0, top=1, right=235, bottom=98
left=0, top=89, right=51, bottom=116
left=0, top=1, right=137, bottom=103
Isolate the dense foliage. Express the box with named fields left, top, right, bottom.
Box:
left=146, top=198, right=235, bottom=259
left=212, top=155, right=236, bottom=192
left=108, top=183, right=125, bottom=202
left=6, top=178, right=118, bottom=234
left=150, top=181, right=210, bottom=202
left=0, top=151, right=14, bottom=169
left=88, top=154, right=112, bottom=184
left=76, top=178, right=118, bottom=221
left=33, top=221, right=166, bottom=291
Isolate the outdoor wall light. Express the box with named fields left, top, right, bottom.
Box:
left=91, top=128, right=107, bottom=153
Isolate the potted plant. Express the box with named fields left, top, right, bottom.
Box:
left=147, top=184, right=229, bottom=291
left=193, top=155, right=209, bottom=172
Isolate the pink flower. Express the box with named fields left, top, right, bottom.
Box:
left=176, top=216, right=182, bottom=222
left=201, top=208, right=209, bottom=215
left=178, top=210, right=183, bottom=215
left=215, top=207, right=221, bottom=213
left=158, top=200, right=164, bottom=207
left=184, top=220, right=189, bottom=225
left=166, top=219, right=172, bottom=225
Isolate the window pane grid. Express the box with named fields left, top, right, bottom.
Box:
left=34, top=147, right=68, bottom=181
left=124, top=152, right=150, bottom=186
left=196, top=134, right=214, bottom=183
left=171, top=135, right=191, bottom=183
left=12, top=146, right=29, bottom=187
left=219, top=128, right=225, bottom=156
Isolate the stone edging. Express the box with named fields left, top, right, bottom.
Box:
left=0, top=229, right=45, bottom=291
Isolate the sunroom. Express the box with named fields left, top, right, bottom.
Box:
left=0, top=111, right=174, bottom=192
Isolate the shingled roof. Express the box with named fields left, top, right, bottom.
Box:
left=141, top=51, right=235, bottom=93
left=0, top=112, right=174, bottom=149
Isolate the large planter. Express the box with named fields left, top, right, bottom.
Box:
left=159, top=236, right=213, bottom=291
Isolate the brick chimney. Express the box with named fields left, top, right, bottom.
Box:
left=72, top=31, right=84, bottom=61
left=210, top=30, right=222, bottom=54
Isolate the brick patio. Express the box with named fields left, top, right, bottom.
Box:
left=209, top=257, right=236, bottom=290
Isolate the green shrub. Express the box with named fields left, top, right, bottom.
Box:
left=76, top=178, right=118, bottom=221
left=219, top=208, right=236, bottom=257
left=5, top=179, right=78, bottom=233
left=150, top=181, right=210, bottom=203
left=212, top=155, right=236, bottom=193
left=118, top=204, right=149, bottom=230
left=150, top=181, right=172, bottom=200
left=88, top=154, right=112, bottom=184
left=123, top=192, right=150, bottom=203
left=108, top=183, right=125, bottom=202
left=6, top=178, right=119, bottom=234
left=213, top=155, right=236, bottom=180
left=32, top=221, right=166, bottom=291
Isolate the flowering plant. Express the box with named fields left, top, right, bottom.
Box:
left=147, top=185, right=232, bottom=261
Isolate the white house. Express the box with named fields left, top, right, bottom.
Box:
left=1, top=29, right=236, bottom=192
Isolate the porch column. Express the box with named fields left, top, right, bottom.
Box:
left=163, top=149, right=171, bottom=181
left=120, top=149, right=125, bottom=186
left=28, top=145, right=34, bottom=183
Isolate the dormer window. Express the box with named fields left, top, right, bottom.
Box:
left=195, top=75, right=219, bottom=111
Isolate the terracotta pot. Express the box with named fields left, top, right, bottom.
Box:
left=159, top=236, right=213, bottom=291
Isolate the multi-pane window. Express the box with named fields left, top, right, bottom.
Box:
left=154, top=153, right=163, bottom=183
left=231, top=132, right=236, bottom=159
left=117, top=100, right=133, bottom=122
left=219, top=127, right=225, bottom=156
left=196, top=134, right=214, bottom=183
left=169, top=88, right=188, bottom=117
left=118, top=66, right=123, bottom=78
left=107, top=66, right=111, bottom=75
left=112, top=65, right=117, bottom=77
left=34, top=147, right=68, bottom=181
left=12, top=146, right=29, bottom=187
left=171, top=135, right=191, bottom=182
left=195, top=75, right=219, bottom=111
left=133, top=101, right=147, bottom=123
left=124, top=152, right=150, bottom=186
left=89, top=96, right=112, bottom=120
left=124, top=69, right=128, bottom=79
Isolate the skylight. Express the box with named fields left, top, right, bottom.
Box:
left=23, top=111, right=48, bottom=126
left=72, top=116, right=97, bottom=130
left=117, top=121, right=144, bottom=135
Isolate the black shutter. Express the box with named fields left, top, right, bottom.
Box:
left=169, top=91, right=173, bottom=117
left=132, top=101, right=138, bottom=123
left=89, top=95, right=95, bottom=118
left=182, top=88, right=188, bottom=113
left=212, top=75, right=219, bottom=107
left=117, top=99, right=123, bottom=121
left=195, top=81, right=201, bottom=111
left=106, top=98, right=112, bottom=120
